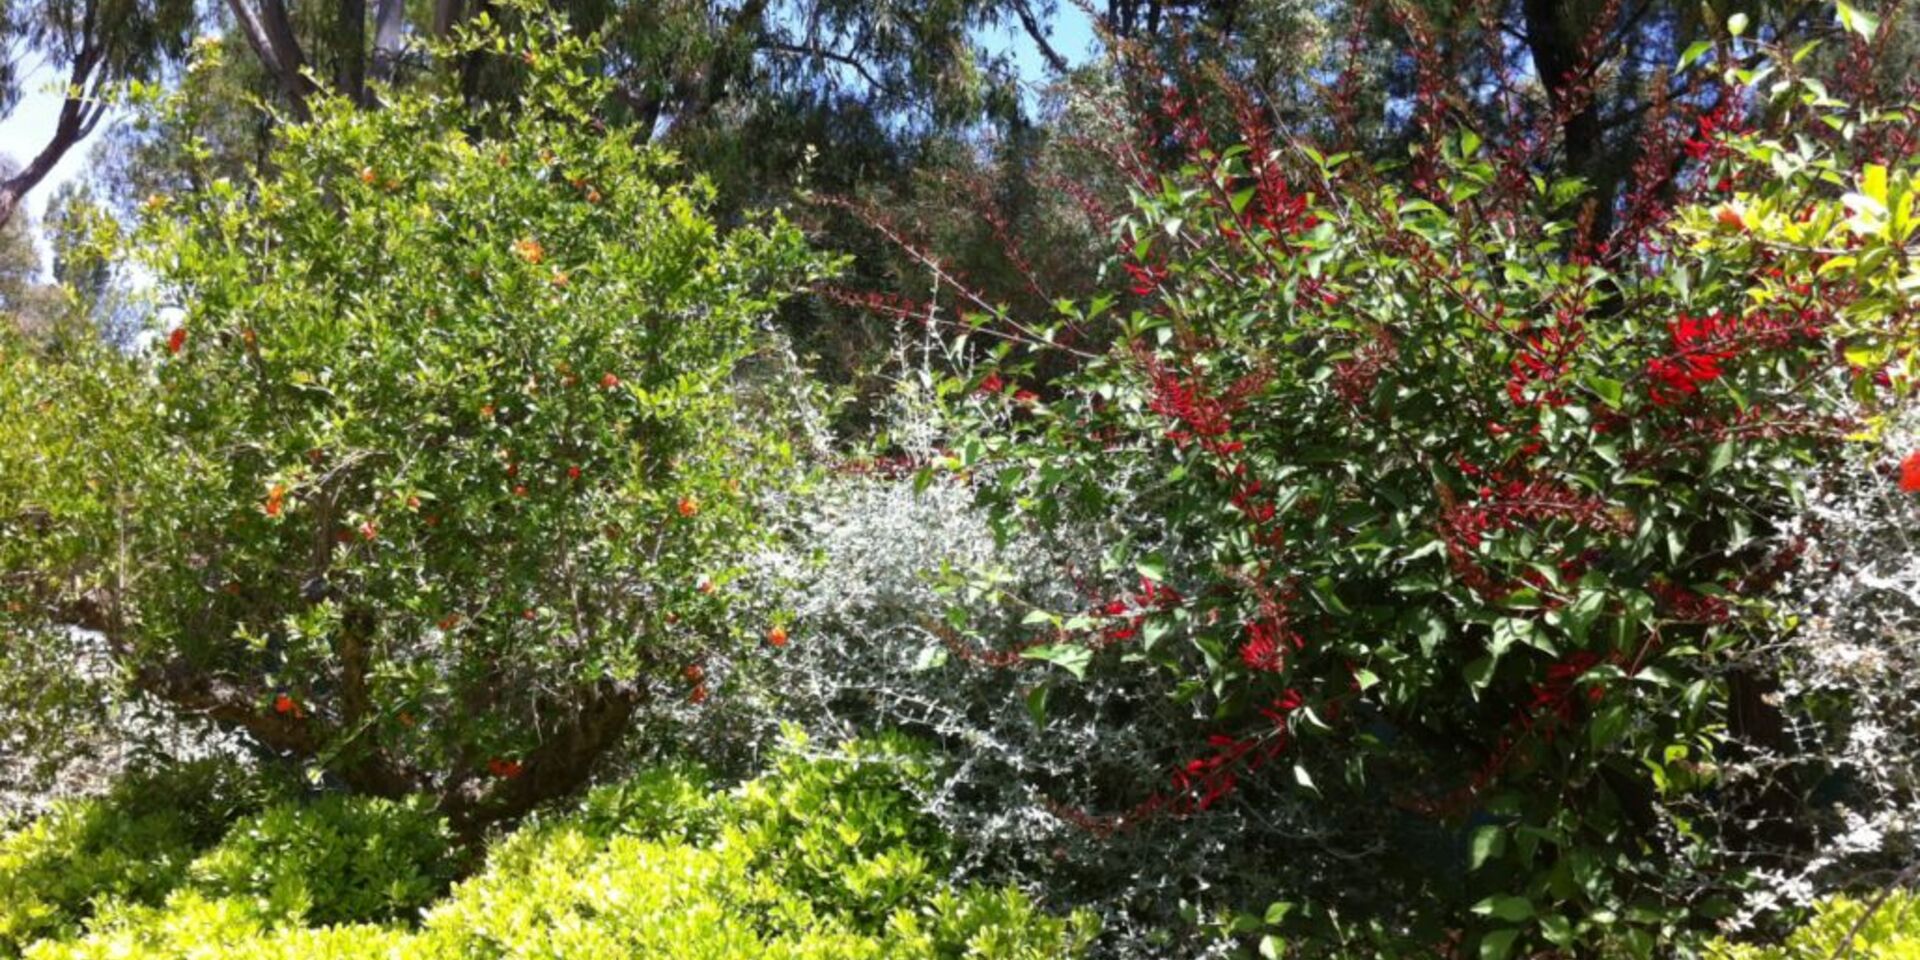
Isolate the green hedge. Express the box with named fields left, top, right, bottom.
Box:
left=1708, top=891, right=1920, bottom=960
left=7, top=735, right=1096, bottom=959
left=0, top=760, right=271, bottom=956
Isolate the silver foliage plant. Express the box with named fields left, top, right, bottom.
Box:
left=1724, top=408, right=1920, bottom=927
left=734, top=350, right=1351, bottom=958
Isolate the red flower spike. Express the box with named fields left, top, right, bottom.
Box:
left=166, top=327, right=187, bottom=355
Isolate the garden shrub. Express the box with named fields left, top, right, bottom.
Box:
left=1707, top=890, right=1920, bottom=959
left=20, top=738, right=1096, bottom=960
left=846, top=18, right=1920, bottom=959
left=0, top=0, right=828, bottom=836
left=0, top=759, right=267, bottom=956
left=186, top=794, right=456, bottom=925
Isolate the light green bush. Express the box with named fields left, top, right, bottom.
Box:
left=0, top=760, right=267, bottom=956
left=19, top=738, right=1097, bottom=959
left=1708, top=891, right=1920, bottom=960
left=186, top=794, right=456, bottom=925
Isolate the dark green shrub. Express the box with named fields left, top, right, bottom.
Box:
left=186, top=794, right=455, bottom=925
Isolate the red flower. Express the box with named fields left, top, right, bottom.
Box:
left=359, top=520, right=378, bottom=541
left=767, top=625, right=789, bottom=647
left=263, top=484, right=286, bottom=518
left=600, top=373, right=620, bottom=389
left=1239, top=619, right=1292, bottom=673
left=567, top=465, right=582, bottom=480
left=1900, top=452, right=1920, bottom=493
left=166, top=327, right=187, bottom=355
left=976, top=372, right=1005, bottom=395
left=677, top=495, right=699, bottom=518
left=487, top=757, right=524, bottom=779
left=1013, top=388, right=1039, bottom=405
left=689, top=684, right=709, bottom=704
left=273, top=694, right=302, bottom=718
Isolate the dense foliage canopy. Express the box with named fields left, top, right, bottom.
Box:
left=2, top=0, right=1918, bottom=957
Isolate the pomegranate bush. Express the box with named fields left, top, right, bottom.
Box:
left=914, top=30, right=1915, bottom=959
left=0, top=8, right=824, bottom=838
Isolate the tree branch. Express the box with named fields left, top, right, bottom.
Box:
left=0, top=46, right=105, bottom=227
left=1013, top=0, right=1071, bottom=74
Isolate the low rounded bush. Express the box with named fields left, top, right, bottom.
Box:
left=186, top=793, right=456, bottom=925
left=19, top=738, right=1097, bottom=959
left=1707, top=890, right=1920, bottom=959
left=0, top=760, right=267, bottom=956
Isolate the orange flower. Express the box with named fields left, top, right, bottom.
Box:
left=585, top=188, right=601, bottom=204
left=359, top=166, right=377, bottom=184
left=513, top=484, right=528, bottom=497
left=696, top=577, right=715, bottom=595
left=1714, top=205, right=1746, bottom=231
left=767, top=625, right=789, bottom=647
left=263, top=484, right=287, bottom=518
left=437, top=613, right=461, bottom=631
left=682, top=663, right=705, bottom=682
left=513, top=237, right=545, bottom=265
left=406, top=495, right=421, bottom=510
left=600, top=372, right=620, bottom=389
left=677, top=495, right=699, bottom=518
left=549, top=270, right=569, bottom=288
left=689, top=684, right=709, bottom=704
left=1901, top=451, right=1920, bottom=493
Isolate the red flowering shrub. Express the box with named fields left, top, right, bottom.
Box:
left=914, top=24, right=1913, bottom=960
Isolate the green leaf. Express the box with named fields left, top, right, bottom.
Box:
left=1136, top=556, right=1167, bottom=582
left=1469, top=825, right=1506, bottom=871
left=1706, top=438, right=1735, bottom=476
left=1677, top=39, right=1712, bottom=70
left=1479, top=928, right=1521, bottom=960
left=1584, top=373, right=1625, bottom=409
left=1026, top=684, right=1050, bottom=727
left=1473, top=895, right=1535, bottom=923
left=1837, top=0, right=1879, bottom=39
left=1019, top=643, right=1092, bottom=679
left=1292, top=764, right=1318, bottom=793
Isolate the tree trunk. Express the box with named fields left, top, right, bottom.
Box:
left=437, top=680, right=646, bottom=842
left=1520, top=0, right=1616, bottom=248
left=336, top=0, right=370, bottom=106
left=226, top=0, right=317, bottom=120
left=371, top=0, right=407, bottom=84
